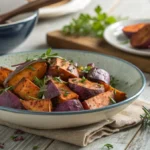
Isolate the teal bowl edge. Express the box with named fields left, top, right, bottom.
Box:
left=0, top=49, right=146, bottom=115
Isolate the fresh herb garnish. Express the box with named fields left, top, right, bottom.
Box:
left=109, top=97, right=116, bottom=104
left=62, top=6, right=117, bottom=38
left=26, top=66, right=36, bottom=71
left=28, top=96, right=40, bottom=100
left=80, top=76, right=86, bottom=83
left=53, top=77, right=67, bottom=84
left=81, top=66, right=92, bottom=73
left=34, top=77, right=50, bottom=98
left=63, top=91, right=70, bottom=97
left=26, top=48, right=62, bottom=62
left=11, top=135, right=24, bottom=142
left=140, top=106, right=150, bottom=129
left=33, top=146, right=39, bottom=150
left=0, top=86, right=14, bottom=94
left=53, top=77, right=63, bottom=83
left=102, top=144, right=113, bottom=150
left=110, top=76, right=119, bottom=88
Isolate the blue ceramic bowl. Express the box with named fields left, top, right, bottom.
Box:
left=0, top=11, right=38, bottom=54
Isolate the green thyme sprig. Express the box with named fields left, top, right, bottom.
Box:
left=26, top=48, right=62, bottom=62
left=0, top=86, right=14, bottom=94
left=109, top=97, right=116, bottom=104
left=34, top=76, right=50, bottom=98
left=62, top=6, right=117, bottom=38
left=140, top=106, right=150, bottom=129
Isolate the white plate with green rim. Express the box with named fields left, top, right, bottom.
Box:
left=104, top=19, right=150, bottom=57
left=0, top=49, right=146, bottom=129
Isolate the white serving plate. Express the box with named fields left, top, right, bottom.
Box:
left=39, top=0, right=92, bottom=18
left=104, top=19, right=150, bottom=57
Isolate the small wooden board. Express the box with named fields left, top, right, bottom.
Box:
left=47, top=30, right=150, bottom=73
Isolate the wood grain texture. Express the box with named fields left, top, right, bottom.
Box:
left=47, top=31, right=150, bottom=73
left=0, top=125, right=53, bottom=150
left=46, top=125, right=141, bottom=150
left=126, top=126, right=150, bottom=150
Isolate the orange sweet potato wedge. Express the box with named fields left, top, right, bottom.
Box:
left=51, top=79, right=79, bottom=103
left=99, top=81, right=126, bottom=102
left=8, top=62, right=47, bottom=87
left=122, top=23, right=146, bottom=38
left=131, top=24, right=150, bottom=48
left=14, top=78, right=40, bottom=100
left=21, top=99, right=52, bottom=112
left=82, top=91, right=114, bottom=110
left=48, top=58, right=79, bottom=80
left=0, top=67, right=12, bottom=85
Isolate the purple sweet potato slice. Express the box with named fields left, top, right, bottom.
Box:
left=122, top=23, right=146, bottom=38
left=131, top=24, right=150, bottom=48
left=0, top=91, right=22, bottom=109
left=68, top=78, right=105, bottom=100
left=44, top=78, right=79, bottom=103
left=47, top=58, right=79, bottom=80
left=87, top=68, right=110, bottom=84
left=44, top=80, right=61, bottom=99
left=55, top=99, right=83, bottom=111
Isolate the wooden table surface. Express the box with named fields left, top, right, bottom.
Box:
left=1, top=0, right=150, bottom=150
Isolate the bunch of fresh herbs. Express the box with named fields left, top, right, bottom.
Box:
left=62, top=6, right=117, bottom=38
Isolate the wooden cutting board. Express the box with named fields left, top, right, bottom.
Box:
left=47, top=30, right=150, bottom=73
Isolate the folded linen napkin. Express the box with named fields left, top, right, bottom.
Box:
left=0, top=99, right=149, bottom=147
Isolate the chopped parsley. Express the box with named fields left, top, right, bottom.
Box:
left=81, top=66, right=92, bottom=73
left=63, top=91, right=70, bottom=97
left=62, top=6, right=117, bottom=38
left=110, top=76, right=119, bottom=88
left=80, top=76, right=86, bottom=83
left=102, top=144, right=113, bottom=149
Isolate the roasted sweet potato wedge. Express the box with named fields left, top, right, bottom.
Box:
left=82, top=91, right=114, bottom=110
left=0, top=67, right=12, bottom=85
left=122, top=23, right=146, bottom=38
left=99, top=81, right=126, bottom=102
left=69, top=78, right=105, bottom=100
left=21, top=99, right=52, bottom=112
left=131, top=24, right=150, bottom=48
left=55, top=99, right=83, bottom=111
left=8, top=62, right=47, bottom=87
left=45, top=78, right=79, bottom=103
left=14, top=78, right=40, bottom=100
left=48, top=58, right=79, bottom=80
